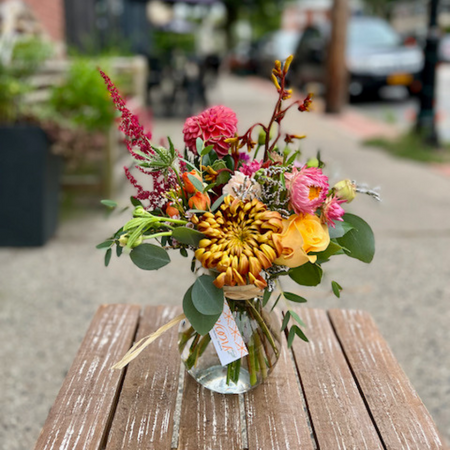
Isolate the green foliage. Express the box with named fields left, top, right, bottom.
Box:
left=336, top=213, right=375, bottom=263
left=49, top=58, right=115, bottom=131
left=332, top=281, right=343, bottom=298
left=192, top=275, right=224, bottom=315
left=129, top=244, right=171, bottom=270
left=153, top=31, right=196, bottom=59
left=172, top=228, right=204, bottom=246
left=0, top=38, right=52, bottom=123
left=289, top=263, right=323, bottom=286
left=183, top=285, right=222, bottom=335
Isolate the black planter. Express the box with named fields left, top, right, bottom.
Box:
left=0, top=125, right=62, bottom=246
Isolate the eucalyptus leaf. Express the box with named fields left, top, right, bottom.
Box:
left=192, top=275, right=224, bottom=315
left=312, top=241, right=343, bottom=264
left=283, top=291, right=308, bottom=303
left=130, top=244, right=171, bottom=270
left=336, top=213, right=375, bottom=263
left=196, top=137, right=204, bottom=154
left=211, top=194, right=225, bottom=212
left=183, top=285, right=221, bottom=335
left=329, top=220, right=354, bottom=239
left=172, top=227, right=205, bottom=246
left=96, top=240, right=113, bottom=249
left=104, top=248, right=112, bottom=267
left=289, top=263, right=323, bottom=286
left=332, top=280, right=343, bottom=298
left=101, top=199, right=117, bottom=208
left=201, top=144, right=214, bottom=156
left=187, top=173, right=204, bottom=192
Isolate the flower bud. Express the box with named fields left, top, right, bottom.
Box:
left=182, top=170, right=203, bottom=194
left=118, top=234, right=129, bottom=247
left=188, top=192, right=211, bottom=210
left=306, top=157, right=319, bottom=168
left=334, top=179, right=357, bottom=203
left=166, top=202, right=179, bottom=218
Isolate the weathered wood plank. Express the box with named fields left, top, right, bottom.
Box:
left=329, top=309, right=446, bottom=450
left=244, top=330, right=316, bottom=450
left=178, top=371, right=242, bottom=450
left=291, top=308, right=384, bottom=450
left=34, top=304, right=141, bottom=450
left=105, top=305, right=182, bottom=450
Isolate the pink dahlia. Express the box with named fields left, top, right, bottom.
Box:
left=182, top=105, right=238, bottom=157
left=322, top=196, right=345, bottom=228
left=285, top=166, right=329, bottom=215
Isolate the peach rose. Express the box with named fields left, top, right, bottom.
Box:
left=273, top=214, right=329, bottom=268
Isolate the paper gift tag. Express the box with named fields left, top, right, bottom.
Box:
left=209, top=301, right=249, bottom=366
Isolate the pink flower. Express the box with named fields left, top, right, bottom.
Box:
left=240, top=160, right=262, bottom=176
left=182, top=105, right=238, bottom=157
left=285, top=167, right=329, bottom=215
left=322, top=196, right=346, bottom=227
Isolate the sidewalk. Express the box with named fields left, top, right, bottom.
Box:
left=1, top=74, right=449, bottom=449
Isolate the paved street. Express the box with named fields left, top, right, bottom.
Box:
left=352, top=63, right=450, bottom=142
left=1, top=73, right=449, bottom=448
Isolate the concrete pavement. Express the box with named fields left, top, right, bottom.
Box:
left=1, top=73, right=449, bottom=448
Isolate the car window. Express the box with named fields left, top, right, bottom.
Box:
left=348, top=19, right=401, bottom=48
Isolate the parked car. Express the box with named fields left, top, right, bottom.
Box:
left=291, top=16, right=424, bottom=98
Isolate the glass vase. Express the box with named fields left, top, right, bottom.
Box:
left=178, top=289, right=282, bottom=394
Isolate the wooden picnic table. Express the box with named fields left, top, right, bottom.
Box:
left=34, top=304, right=447, bottom=449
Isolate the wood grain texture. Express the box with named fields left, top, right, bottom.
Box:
left=34, top=304, right=141, bottom=450
left=291, top=308, right=384, bottom=450
left=244, top=332, right=316, bottom=450
left=329, top=309, right=446, bottom=450
left=106, top=305, right=182, bottom=450
left=178, top=372, right=242, bottom=450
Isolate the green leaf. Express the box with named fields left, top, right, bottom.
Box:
left=262, top=289, right=271, bottom=307
left=288, top=325, right=309, bottom=348
left=336, top=213, right=375, bottom=263
left=180, top=247, right=188, bottom=257
left=172, top=227, right=204, bottom=246
left=329, top=220, right=354, bottom=239
left=104, top=248, right=112, bottom=267
left=312, top=241, right=343, bottom=264
left=183, top=285, right=221, bottom=335
left=201, top=144, right=214, bottom=156
left=180, top=158, right=196, bottom=171
left=187, top=173, right=204, bottom=192
left=286, top=150, right=301, bottom=166
left=130, top=197, right=142, bottom=207
left=216, top=170, right=231, bottom=186
left=101, top=199, right=117, bottom=208
left=283, top=291, right=308, bottom=303
left=331, top=281, right=343, bottom=298
left=289, top=263, right=323, bottom=286
left=211, top=194, right=225, bottom=212
left=196, top=137, right=204, bottom=154
left=116, top=245, right=123, bottom=258
left=289, top=310, right=306, bottom=328
left=192, top=275, right=224, bottom=315
left=96, top=240, right=114, bottom=249
left=130, top=244, right=171, bottom=270
left=223, top=155, right=234, bottom=171
left=281, top=311, right=291, bottom=332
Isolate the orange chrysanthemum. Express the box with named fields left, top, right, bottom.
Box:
left=195, top=196, right=283, bottom=289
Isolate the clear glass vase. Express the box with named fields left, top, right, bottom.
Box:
left=178, top=290, right=282, bottom=394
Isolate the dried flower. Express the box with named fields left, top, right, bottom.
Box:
left=322, top=196, right=346, bottom=227
left=285, top=167, right=329, bottom=215
left=223, top=172, right=262, bottom=201
left=195, top=196, right=283, bottom=289
left=182, top=105, right=238, bottom=157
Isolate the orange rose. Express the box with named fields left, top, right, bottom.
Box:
left=273, top=214, right=329, bottom=268
left=188, top=192, right=211, bottom=210
left=182, top=170, right=202, bottom=194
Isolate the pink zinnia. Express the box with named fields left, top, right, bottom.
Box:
left=285, top=166, right=329, bottom=215
left=240, top=160, right=262, bottom=176
left=182, top=105, right=238, bottom=157
left=322, top=196, right=346, bottom=227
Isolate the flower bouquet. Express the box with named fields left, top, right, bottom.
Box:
left=98, top=56, right=376, bottom=394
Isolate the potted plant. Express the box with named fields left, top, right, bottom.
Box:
left=0, top=37, right=60, bottom=246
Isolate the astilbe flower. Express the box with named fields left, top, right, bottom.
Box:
left=321, top=196, right=346, bottom=228
left=285, top=166, right=329, bottom=215
left=183, top=105, right=238, bottom=157
left=195, top=196, right=283, bottom=289
left=100, top=69, right=178, bottom=210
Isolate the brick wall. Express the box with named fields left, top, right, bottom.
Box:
left=0, top=0, right=65, bottom=42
